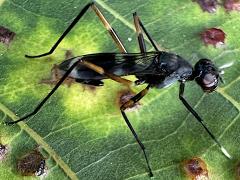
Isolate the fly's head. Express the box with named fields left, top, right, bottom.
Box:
left=193, top=59, right=220, bottom=93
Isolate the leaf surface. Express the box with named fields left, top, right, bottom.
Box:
left=0, top=0, right=240, bottom=179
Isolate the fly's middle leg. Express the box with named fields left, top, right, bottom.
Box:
left=120, top=84, right=153, bottom=177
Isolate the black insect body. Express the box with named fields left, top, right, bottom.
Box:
left=58, top=52, right=193, bottom=88
left=5, top=2, right=232, bottom=178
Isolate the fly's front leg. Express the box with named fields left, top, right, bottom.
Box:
left=120, top=84, right=153, bottom=177
left=179, top=82, right=231, bottom=159
left=25, top=2, right=127, bottom=58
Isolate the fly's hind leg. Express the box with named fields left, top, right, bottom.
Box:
left=25, top=2, right=127, bottom=58
left=79, top=60, right=133, bottom=87
left=5, top=56, right=132, bottom=125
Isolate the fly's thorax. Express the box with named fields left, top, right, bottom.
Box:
left=149, top=53, right=194, bottom=89
left=157, top=52, right=179, bottom=73
left=193, top=59, right=219, bottom=92
left=157, top=52, right=193, bottom=80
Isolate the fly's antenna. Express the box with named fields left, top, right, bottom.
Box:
left=218, top=61, right=234, bottom=84
left=218, top=61, right=234, bottom=74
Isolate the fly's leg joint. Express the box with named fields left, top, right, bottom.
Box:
left=120, top=100, right=135, bottom=111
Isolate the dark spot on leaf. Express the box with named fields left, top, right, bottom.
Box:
left=17, top=150, right=47, bottom=176
left=41, top=49, right=75, bottom=87
left=200, top=28, right=226, bottom=47
left=237, top=163, right=240, bottom=180
left=41, top=63, right=100, bottom=95
left=224, top=0, right=240, bottom=11
left=116, top=89, right=140, bottom=111
left=81, top=83, right=97, bottom=92
left=41, top=64, right=76, bottom=87
left=65, top=50, right=74, bottom=59
left=0, top=144, right=8, bottom=161
left=183, top=157, right=209, bottom=180
left=193, top=0, right=218, bottom=13
left=41, top=64, right=97, bottom=91
left=0, top=26, right=16, bottom=46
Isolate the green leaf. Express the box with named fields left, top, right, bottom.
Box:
left=0, top=0, right=240, bottom=179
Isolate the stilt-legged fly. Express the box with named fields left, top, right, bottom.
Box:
left=5, top=2, right=232, bottom=177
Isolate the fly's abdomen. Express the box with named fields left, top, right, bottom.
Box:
left=58, top=52, right=157, bottom=81
left=58, top=56, right=107, bottom=80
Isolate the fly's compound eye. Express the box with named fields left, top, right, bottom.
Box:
left=194, top=59, right=219, bottom=92
left=196, top=72, right=218, bottom=92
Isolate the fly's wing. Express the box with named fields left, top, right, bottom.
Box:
left=88, top=52, right=159, bottom=76
left=58, top=52, right=159, bottom=80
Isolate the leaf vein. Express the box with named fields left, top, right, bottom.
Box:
left=202, top=113, right=240, bottom=157
left=217, top=88, right=240, bottom=111
left=124, top=164, right=177, bottom=179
